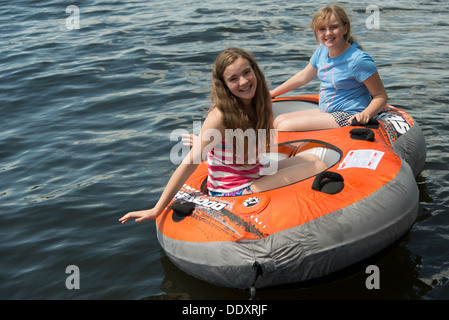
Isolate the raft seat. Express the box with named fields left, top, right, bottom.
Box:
left=263, top=146, right=340, bottom=169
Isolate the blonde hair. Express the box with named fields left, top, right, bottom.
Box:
left=311, top=5, right=361, bottom=48
left=211, top=48, right=273, bottom=162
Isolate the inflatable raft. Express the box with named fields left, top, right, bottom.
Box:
left=156, top=95, right=426, bottom=292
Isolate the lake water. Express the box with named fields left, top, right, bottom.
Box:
left=1, top=0, right=448, bottom=300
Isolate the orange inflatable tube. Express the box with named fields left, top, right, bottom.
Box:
left=155, top=95, right=426, bottom=290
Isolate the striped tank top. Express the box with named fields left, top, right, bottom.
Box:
left=207, top=141, right=264, bottom=194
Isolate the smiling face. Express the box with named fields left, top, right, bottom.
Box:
left=317, top=13, right=348, bottom=50
left=222, top=57, right=257, bottom=107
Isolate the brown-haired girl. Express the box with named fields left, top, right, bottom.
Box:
left=120, top=48, right=326, bottom=223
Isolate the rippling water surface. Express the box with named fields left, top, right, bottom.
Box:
left=1, top=0, right=448, bottom=300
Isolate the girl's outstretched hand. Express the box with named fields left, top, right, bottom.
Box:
left=119, top=208, right=159, bottom=224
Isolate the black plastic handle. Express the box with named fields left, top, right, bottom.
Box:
left=171, top=201, right=195, bottom=222
left=312, top=171, right=344, bottom=194
left=349, top=128, right=375, bottom=141
left=351, top=118, right=379, bottom=128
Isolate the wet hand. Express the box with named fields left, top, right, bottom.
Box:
left=119, top=208, right=159, bottom=224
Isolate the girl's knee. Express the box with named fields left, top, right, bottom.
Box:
left=301, top=154, right=327, bottom=171
left=274, top=118, right=293, bottom=131
left=315, top=159, right=328, bottom=172
left=296, top=153, right=319, bottom=161
left=273, top=115, right=284, bottom=129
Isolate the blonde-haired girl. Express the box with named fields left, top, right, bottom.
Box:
left=271, top=4, right=388, bottom=131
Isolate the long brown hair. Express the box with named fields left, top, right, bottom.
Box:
left=211, top=48, right=273, bottom=163
left=311, top=5, right=362, bottom=49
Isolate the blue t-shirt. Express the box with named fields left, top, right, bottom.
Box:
left=310, top=42, right=377, bottom=114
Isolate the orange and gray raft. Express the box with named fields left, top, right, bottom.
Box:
left=155, top=95, right=426, bottom=291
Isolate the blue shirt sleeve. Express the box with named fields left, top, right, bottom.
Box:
left=309, top=46, right=321, bottom=69
left=353, top=53, right=377, bottom=83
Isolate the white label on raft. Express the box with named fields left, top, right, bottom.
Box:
left=338, top=149, right=385, bottom=170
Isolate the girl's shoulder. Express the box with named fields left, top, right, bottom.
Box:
left=313, top=44, right=328, bottom=56
left=310, top=45, right=328, bottom=67
left=347, top=43, right=375, bottom=66
left=208, top=104, right=222, bottom=118
left=348, top=43, right=377, bottom=81
left=204, top=106, right=225, bottom=130
left=349, top=42, right=373, bottom=59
